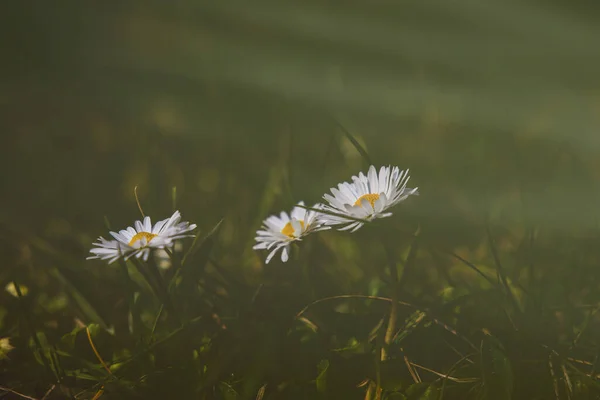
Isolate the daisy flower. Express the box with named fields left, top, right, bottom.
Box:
left=321, top=165, right=418, bottom=232
left=88, top=210, right=197, bottom=264
left=253, top=201, right=330, bottom=264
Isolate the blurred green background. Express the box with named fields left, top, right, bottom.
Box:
left=2, top=1, right=600, bottom=399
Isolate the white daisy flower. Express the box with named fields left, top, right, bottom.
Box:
left=87, top=210, right=197, bottom=264
left=253, top=201, right=330, bottom=264
left=321, top=165, right=418, bottom=232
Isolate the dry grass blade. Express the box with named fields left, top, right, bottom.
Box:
left=40, top=385, right=56, bottom=400
left=549, top=354, right=560, bottom=400
left=431, top=317, right=478, bottom=352
left=439, top=352, right=478, bottom=400
left=567, top=357, right=593, bottom=366
left=562, top=364, right=573, bottom=399
left=86, top=326, right=112, bottom=375
left=0, top=386, right=39, bottom=400
left=403, top=351, right=421, bottom=383
left=409, top=362, right=479, bottom=383
left=392, top=312, right=426, bottom=343
left=256, top=384, right=267, bottom=400
left=296, top=294, right=478, bottom=352
left=91, top=387, right=105, bottom=400
left=297, top=316, right=318, bottom=332
left=172, top=186, right=177, bottom=211
left=134, top=185, right=145, bottom=217
left=295, top=294, right=414, bottom=319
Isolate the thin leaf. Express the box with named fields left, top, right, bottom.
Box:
left=219, top=382, right=240, bottom=400
left=180, top=218, right=223, bottom=268
left=405, top=382, right=440, bottom=400
left=336, top=121, right=373, bottom=166
left=296, top=204, right=370, bottom=224
left=480, top=335, right=513, bottom=400
left=486, top=226, right=520, bottom=313
left=316, top=359, right=329, bottom=394
left=50, top=268, right=108, bottom=330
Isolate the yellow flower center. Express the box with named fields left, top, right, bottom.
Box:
left=354, top=193, right=380, bottom=208
left=128, top=232, right=158, bottom=246
left=281, top=220, right=305, bottom=238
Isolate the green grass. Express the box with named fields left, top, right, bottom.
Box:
left=2, top=1, right=600, bottom=398
left=3, top=127, right=600, bottom=399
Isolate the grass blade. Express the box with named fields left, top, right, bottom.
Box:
left=336, top=121, right=373, bottom=166
left=480, top=335, right=513, bottom=400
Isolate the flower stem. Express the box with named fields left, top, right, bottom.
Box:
left=131, top=257, right=180, bottom=326
left=381, top=243, right=399, bottom=361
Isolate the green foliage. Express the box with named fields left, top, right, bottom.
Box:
left=405, top=383, right=440, bottom=400
left=480, top=335, right=513, bottom=400
left=316, top=359, right=329, bottom=394
left=2, top=1, right=600, bottom=398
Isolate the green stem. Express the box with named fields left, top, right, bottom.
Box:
left=118, top=259, right=140, bottom=335
left=149, top=304, right=164, bottom=343
left=335, top=120, right=374, bottom=166
left=444, top=249, right=496, bottom=287
left=382, top=228, right=420, bottom=360
left=131, top=257, right=180, bottom=326
left=113, top=315, right=203, bottom=370
left=486, top=226, right=520, bottom=312
left=382, top=243, right=399, bottom=362
left=148, top=258, right=181, bottom=325
left=295, top=204, right=369, bottom=224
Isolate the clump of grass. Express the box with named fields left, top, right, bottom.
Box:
left=2, top=129, right=600, bottom=400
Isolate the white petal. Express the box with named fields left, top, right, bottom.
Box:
left=352, top=174, right=367, bottom=196
left=152, top=219, right=167, bottom=234
left=289, top=219, right=301, bottom=236
left=279, top=212, right=290, bottom=223
left=332, top=187, right=352, bottom=206
left=378, top=166, right=388, bottom=195
left=143, top=216, right=152, bottom=232
left=340, top=182, right=359, bottom=202
left=281, top=246, right=289, bottom=262
left=360, top=197, right=374, bottom=213
left=368, top=165, right=378, bottom=193
left=349, top=222, right=365, bottom=233
left=291, top=201, right=306, bottom=220
left=374, top=196, right=384, bottom=213
left=266, top=244, right=284, bottom=264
